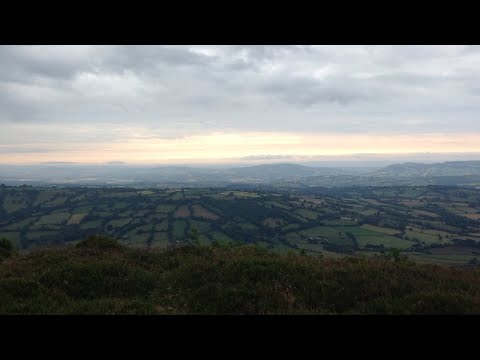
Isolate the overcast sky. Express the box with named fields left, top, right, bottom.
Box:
left=1, top=45, right=480, bottom=164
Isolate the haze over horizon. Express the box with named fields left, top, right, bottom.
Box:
left=2, top=45, right=480, bottom=165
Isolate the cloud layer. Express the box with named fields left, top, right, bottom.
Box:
left=1, top=45, right=480, bottom=163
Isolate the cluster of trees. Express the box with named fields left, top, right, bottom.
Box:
left=0, top=238, right=14, bottom=261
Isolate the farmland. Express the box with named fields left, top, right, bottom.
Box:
left=1, top=185, right=480, bottom=265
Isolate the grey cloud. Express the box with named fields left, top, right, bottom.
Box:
left=0, top=46, right=98, bottom=82
left=236, top=155, right=294, bottom=160
left=260, top=77, right=374, bottom=106
left=0, top=147, right=53, bottom=154
left=1, top=45, right=480, bottom=140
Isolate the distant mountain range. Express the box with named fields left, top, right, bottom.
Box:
left=1, top=160, right=480, bottom=187
left=373, top=161, right=480, bottom=177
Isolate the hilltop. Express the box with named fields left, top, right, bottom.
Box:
left=3, top=160, right=480, bottom=187
left=374, top=161, right=480, bottom=177
left=1, top=236, right=479, bottom=315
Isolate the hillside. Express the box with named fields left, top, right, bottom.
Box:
left=1, top=236, right=479, bottom=315
left=4, top=161, right=480, bottom=188
left=374, top=161, right=480, bottom=177
left=0, top=163, right=358, bottom=185
left=2, top=185, right=480, bottom=265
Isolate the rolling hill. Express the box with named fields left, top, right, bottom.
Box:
left=374, top=161, right=480, bottom=177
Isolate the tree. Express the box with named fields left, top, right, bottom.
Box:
left=468, top=257, right=478, bottom=266
left=190, top=227, right=200, bottom=246
left=391, top=248, right=400, bottom=259
left=389, top=248, right=402, bottom=262
left=345, top=232, right=359, bottom=250
left=0, top=238, right=14, bottom=260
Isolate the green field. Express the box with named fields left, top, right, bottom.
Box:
left=190, top=220, right=211, bottom=233
left=361, top=224, right=399, bottom=235
left=298, top=226, right=342, bottom=237
left=154, top=220, right=169, bottom=232
left=294, top=209, right=319, bottom=220
left=357, top=235, right=414, bottom=249
left=156, top=204, right=176, bottom=213
left=1, top=185, right=480, bottom=265
left=80, top=220, right=104, bottom=230
left=105, top=218, right=132, bottom=231
left=210, top=231, right=234, bottom=243
left=172, top=220, right=187, bottom=240
left=333, top=226, right=387, bottom=237
left=36, top=212, right=71, bottom=225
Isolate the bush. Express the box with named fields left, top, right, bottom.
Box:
left=1, top=239, right=480, bottom=314
left=38, top=259, right=157, bottom=299
left=0, top=238, right=14, bottom=261
left=75, top=235, right=122, bottom=251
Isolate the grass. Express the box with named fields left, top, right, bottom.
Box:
left=169, top=192, right=184, bottom=201
left=33, top=191, right=56, bottom=206
left=210, top=231, right=234, bottom=243
left=44, top=196, right=68, bottom=207
left=79, top=220, right=104, bottom=230
left=191, top=205, right=219, bottom=220
left=156, top=204, right=177, bottom=214
left=408, top=253, right=478, bottom=265
left=282, top=224, right=301, bottom=231
left=265, top=201, right=291, bottom=210
left=71, top=206, right=93, bottom=214
left=0, top=232, right=22, bottom=248
left=296, top=243, right=325, bottom=253
left=190, top=220, right=211, bottom=233
left=2, top=217, right=37, bottom=231
left=2, top=186, right=479, bottom=265
left=323, top=219, right=358, bottom=226
left=105, top=218, right=132, bottom=231
left=333, top=226, right=387, bottom=237
left=284, top=232, right=303, bottom=243
left=298, top=226, right=339, bottom=237
left=294, top=209, right=319, bottom=220
left=326, top=236, right=355, bottom=247
left=173, top=205, right=190, bottom=218
left=36, top=212, right=71, bottom=226
left=67, top=213, right=88, bottom=225
left=151, top=233, right=169, bottom=248
left=412, top=209, right=441, bottom=218
left=25, top=231, right=57, bottom=240
left=361, top=224, right=399, bottom=235
left=2, top=194, right=29, bottom=213
left=172, top=220, right=187, bottom=240
left=1, top=236, right=480, bottom=314
left=404, top=228, right=450, bottom=245
left=127, top=234, right=151, bottom=245
left=263, top=218, right=284, bottom=228
left=357, top=236, right=415, bottom=250
left=237, top=222, right=259, bottom=231
left=220, top=191, right=260, bottom=198
left=154, top=220, right=169, bottom=232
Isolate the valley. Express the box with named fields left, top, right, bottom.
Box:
left=2, top=184, right=480, bottom=265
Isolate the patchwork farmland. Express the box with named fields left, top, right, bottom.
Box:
left=1, top=185, right=480, bottom=265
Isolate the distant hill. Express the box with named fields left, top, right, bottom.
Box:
left=2, top=161, right=480, bottom=187
left=0, top=163, right=362, bottom=185
left=227, top=163, right=354, bottom=179
left=374, top=161, right=480, bottom=177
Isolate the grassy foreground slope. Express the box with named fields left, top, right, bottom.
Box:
left=1, top=236, right=480, bottom=315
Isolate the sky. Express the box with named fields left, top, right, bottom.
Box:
left=1, top=45, right=480, bottom=165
